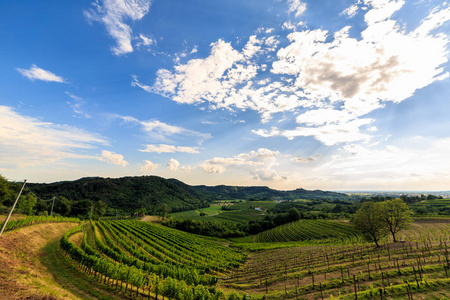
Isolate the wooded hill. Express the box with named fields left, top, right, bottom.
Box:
left=27, top=176, right=349, bottom=213
left=193, top=184, right=350, bottom=201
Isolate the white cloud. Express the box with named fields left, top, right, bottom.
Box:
left=166, top=158, right=180, bottom=171
left=140, top=160, right=160, bottom=172
left=135, top=33, right=155, bottom=49
left=180, top=165, right=194, bottom=172
left=65, top=92, right=91, bottom=118
left=251, top=168, right=286, bottom=181
left=0, top=106, right=107, bottom=168
left=199, top=162, right=227, bottom=174
left=287, top=0, right=307, bottom=17
left=262, top=1, right=450, bottom=145
left=84, top=0, right=151, bottom=55
left=199, top=148, right=285, bottom=181
left=139, top=144, right=200, bottom=153
left=117, top=115, right=211, bottom=143
left=97, top=150, right=128, bottom=167
left=16, top=65, right=66, bottom=83
left=253, top=118, right=374, bottom=146
left=134, top=1, right=450, bottom=147
left=291, top=154, right=320, bottom=163
left=341, top=4, right=360, bottom=18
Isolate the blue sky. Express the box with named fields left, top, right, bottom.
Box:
left=1, top=0, right=450, bottom=191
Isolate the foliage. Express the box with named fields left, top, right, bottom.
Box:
left=1, top=215, right=79, bottom=232
left=17, top=193, right=37, bottom=215
left=381, top=198, right=413, bottom=242
left=28, top=176, right=210, bottom=214
left=354, top=199, right=413, bottom=245
left=353, top=201, right=387, bottom=247
left=0, top=174, right=9, bottom=205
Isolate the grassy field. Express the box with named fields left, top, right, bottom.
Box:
left=170, top=200, right=276, bottom=223
left=410, top=199, right=450, bottom=215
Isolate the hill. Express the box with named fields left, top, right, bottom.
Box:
left=27, top=176, right=349, bottom=214
left=28, top=176, right=209, bottom=213
left=192, top=185, right=349, bottom=201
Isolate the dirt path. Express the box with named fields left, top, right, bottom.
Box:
left=0, top=222, right=81, bottom=299
left=140, top=215, right=162, bottom=223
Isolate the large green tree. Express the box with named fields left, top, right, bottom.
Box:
left=380, top=199, right=413, bottom=242
left=353, top=201, right=387, bottom=247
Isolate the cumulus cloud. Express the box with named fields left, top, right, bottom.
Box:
left=84, top=0, right=151, bottom=55
left=341, top=4, right=360, bottom=18
left=16, top=65, right=66, bottom=83
left=166, top=158, right=180, bottom=171
left=0, top=106, right=107, bottom=168
left=261, top=1, right=450, bottom=144
left=134, top=0, right=449, bottom=146
left=140, top=160, right=160, bottom=172
left=132, top=35, right=290, bottom=122
left=139, top=144, right=200, bottom=153
left=199, top=148, right=286, bottom=181
left=199, top=162, right=227, bottom=174
left=287, top=0, right=307, bottom=17
left=97, top=150, right=128, bottom=167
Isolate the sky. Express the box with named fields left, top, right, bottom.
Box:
left=1, top=0, right=450, bottom=191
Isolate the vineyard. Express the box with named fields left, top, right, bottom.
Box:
left=60, top=219, right=250, bottom=299
left=2, top=214, right=450, bottom=299
left=222, top=220, right=450, bottom=299
left=253, top=220, right=362, bottom=243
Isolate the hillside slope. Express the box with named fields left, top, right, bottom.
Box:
left=28, top=176, right=209, bottom=213
left=28, top=176, right=349, bottom=214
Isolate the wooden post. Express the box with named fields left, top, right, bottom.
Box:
left=353, top=275, right=357, bottom=299
left=0, top=180, right=27, bottom=237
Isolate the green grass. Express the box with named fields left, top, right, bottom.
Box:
left=40, top=239, right=127, bottom=300
left=171, top=200, right=273, bottom=224
left=229, top=200, right=277, bottom=211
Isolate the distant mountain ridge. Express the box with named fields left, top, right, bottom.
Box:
left=28, top=176, right=349, bottom=213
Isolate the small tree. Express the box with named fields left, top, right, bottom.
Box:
left=353, top=201, right=387, bottom=247
left=161, top=203, right=170, bottom=220
left=380, top=199, right=413, bottom=242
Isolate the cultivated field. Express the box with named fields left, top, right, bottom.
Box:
left=1, top=216, right=450, bottom=299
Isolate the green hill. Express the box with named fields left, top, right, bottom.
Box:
left=28, top=176, right=209, bottom=213
left=27, top=176, right=349, bottom=214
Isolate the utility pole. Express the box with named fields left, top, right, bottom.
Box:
left=50, top=196, right=55, bottom=216
left=0, top=180, right=27, bottom=237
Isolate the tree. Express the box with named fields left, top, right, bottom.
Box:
left=161, top=203, right=170, bottom=220
left=288, top=207, right=301, bottom=222
left=380, top=199, right=413, bottom=242
left=353, top=201, right=387, bottom=247
left=0, top=174, right=10, bottom=205
left=17, top=194, right=37, bottom=215
left=93, top=200, right=108, bottom=219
